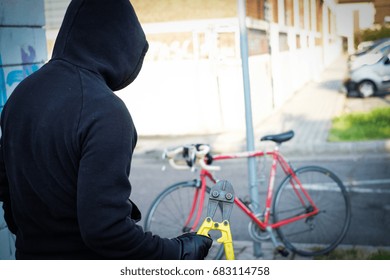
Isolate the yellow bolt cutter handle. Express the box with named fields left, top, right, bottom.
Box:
left=198, top=217, right=235, bottom=260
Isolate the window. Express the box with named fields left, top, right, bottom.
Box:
left=284, top=0, right=294, bottom=26
left=248, top=29, right=268, bottom=55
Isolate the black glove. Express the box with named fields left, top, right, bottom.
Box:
left=173, top=232, right=213, bottom=260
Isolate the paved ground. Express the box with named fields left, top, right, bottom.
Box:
left=233, top=240, right=390, bottom=260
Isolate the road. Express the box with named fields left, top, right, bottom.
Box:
left=130, top=153, right=390, bottom=247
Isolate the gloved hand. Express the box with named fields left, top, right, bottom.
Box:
left=173, top=232, right=213, bottom=260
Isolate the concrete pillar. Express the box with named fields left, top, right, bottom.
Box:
left=0, top=0, right=47, bottom=260
left=0, top=0, right=47, bottom=110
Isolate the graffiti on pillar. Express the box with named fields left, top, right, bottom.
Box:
left=6, top=45, right=40, bottom=86
left=0, top=45, right=40, bottom=110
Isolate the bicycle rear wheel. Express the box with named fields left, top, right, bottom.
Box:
left=273, top=166, right=351, bottom=257
left=144, top=180, right=225, bottom=260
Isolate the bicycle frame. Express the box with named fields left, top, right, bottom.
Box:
left=184, top=147, right=320, bottom=233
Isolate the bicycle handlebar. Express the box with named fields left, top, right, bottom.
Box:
left=163, top=144, right=221, bottom=171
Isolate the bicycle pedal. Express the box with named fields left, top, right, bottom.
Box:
left=275, top=246, right=289, bottom=257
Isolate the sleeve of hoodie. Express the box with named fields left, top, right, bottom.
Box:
left=76, top=88, right=180, bottom=260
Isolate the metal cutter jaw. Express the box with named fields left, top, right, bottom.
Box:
left=207, top=180, right=235, bottom=222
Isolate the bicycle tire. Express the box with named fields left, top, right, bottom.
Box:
left=273, top=166, right=351, bottom=257
left=143, top=180, right=225, bottom=260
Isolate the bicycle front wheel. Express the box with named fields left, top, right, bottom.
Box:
left=273, top=166, right=351, bottom=257
left=144, top=180, right=225, bottom=260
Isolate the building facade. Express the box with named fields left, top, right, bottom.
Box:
left=115, top=0, right=343, bottom=136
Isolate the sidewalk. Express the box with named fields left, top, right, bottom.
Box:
left=134, top=55, right=390, bottom=158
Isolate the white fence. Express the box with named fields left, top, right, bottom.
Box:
left=117, top=19, right=342, bottom=136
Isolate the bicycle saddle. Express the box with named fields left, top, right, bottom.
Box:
left=260, top=130, right=294, bottom=143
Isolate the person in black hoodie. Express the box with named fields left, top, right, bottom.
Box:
left=0, top=0, right=212, bottom=260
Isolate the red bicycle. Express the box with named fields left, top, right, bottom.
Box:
left=144, top=131, right=351, bottom=259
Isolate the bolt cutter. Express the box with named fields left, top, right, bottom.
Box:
left=197, top=180, right=235, bottom=260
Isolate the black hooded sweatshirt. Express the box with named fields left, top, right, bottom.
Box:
left=0, top=0, right=181, bottom=259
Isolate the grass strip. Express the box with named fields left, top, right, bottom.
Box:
left=328, top=107, right=390, bottom=142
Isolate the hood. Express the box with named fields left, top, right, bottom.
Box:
left=51, top=0, right=148, bottom=91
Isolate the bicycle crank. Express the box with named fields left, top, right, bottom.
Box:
left=248, top=213, right=271, bottom=242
